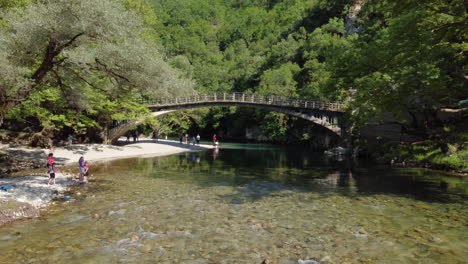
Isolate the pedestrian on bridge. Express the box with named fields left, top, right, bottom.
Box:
left=212, top=134, right=217, bottom=145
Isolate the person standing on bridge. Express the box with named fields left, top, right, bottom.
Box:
left=212, top=134, right=217, bottom=145
left=185, top=133, right=189, bottom=144
left=196, top=134, right=200, bottom=145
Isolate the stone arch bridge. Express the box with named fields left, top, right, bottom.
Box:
left=108, top=93, right=345, bottom=144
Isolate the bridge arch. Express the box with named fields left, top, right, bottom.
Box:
left=108, top=93, right=345, bottom=144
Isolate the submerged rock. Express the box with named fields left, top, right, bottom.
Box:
left=0, top=200, right=39, bottom=226
left=108, top=209, right=126, bottom=216
left=298, top=260, right=320, bottom=264
left=324, top=147, right=350, bottom=156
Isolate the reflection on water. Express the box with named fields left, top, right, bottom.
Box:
left=0, top=147, right=467, bottom=264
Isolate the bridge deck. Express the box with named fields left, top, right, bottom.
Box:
left=143, top=93, right=344, bottom=112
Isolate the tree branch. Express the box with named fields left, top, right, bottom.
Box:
left=432, top=21, right=468, bottom=33
left=95, top=58, right=132, bottom=84
left=58, top=32, right=85, bottom=51
left=70, top=70, right=110, bottom=94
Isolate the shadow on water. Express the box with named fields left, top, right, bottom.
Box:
left=117, top=139, right=211, bottom=151
left=96, top=147, right=467, bottom=204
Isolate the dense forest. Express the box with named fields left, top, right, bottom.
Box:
left=0, top=0, right=467, bottom=168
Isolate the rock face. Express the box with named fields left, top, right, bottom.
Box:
left=243, top=124, right=341, bottom=149
left=361, top=108, right=467, bottom=145
left=245, top=127, right=268, bottom=141
left=0, top=158, right=45, bottom=177
left=436, top=108, right=467, bottom=122
left=0, top=200, right=40, bottom=226
left=345, top=0, right=366, bottom=36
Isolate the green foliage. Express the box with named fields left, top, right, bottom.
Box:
left=260, top=113, right=288, bottom=141
left=258, top=62, right=301, bottom=96
left=2, top=0, right=465, bottom=147
left=339, top=0, right=467, bottom=131
left=0, top=0, right=193, bottom=136
left=152, top=111, right=197, bottom=136
left=0, top=0, right=31, bottom=10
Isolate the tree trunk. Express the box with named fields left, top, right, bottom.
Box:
left=101, top=125, right=109, bottom=144
left=0, top=33, right=84, bottom=129
left=0, top=100, right=17, bottom=129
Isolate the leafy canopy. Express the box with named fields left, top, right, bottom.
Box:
left=0, top=0, right=193, bottom=130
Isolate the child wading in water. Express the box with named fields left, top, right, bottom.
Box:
left=47, top=153, right=54, bottom=165
left=78, top=156, right=86, bottom=183
left=83, top=161, right=91, bottom=182
left=47, top=162, right=56, bottom=185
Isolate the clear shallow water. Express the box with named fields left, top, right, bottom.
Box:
left=0, top=147, right=467, bottom=264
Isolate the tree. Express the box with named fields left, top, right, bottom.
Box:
left=0, top=0, right=193, bottom=128
left=337, top=0, right=467, bottom=135
left=258, top=62, right=301, bottom=96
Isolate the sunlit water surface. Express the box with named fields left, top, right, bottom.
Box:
left=0, top=146, right=466, bottom=264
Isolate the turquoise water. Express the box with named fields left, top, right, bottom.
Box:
left=0, top=147, right=466, bottom=263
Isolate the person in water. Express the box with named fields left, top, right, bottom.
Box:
left=47, top=153, right=54, bottom=165
left=83, top=161, right=91, bottom=182
left=78, top=156, right=86, bottom=183
left=47, top=162, right=56, bottom=185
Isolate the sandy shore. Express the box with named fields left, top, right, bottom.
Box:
left=2, top=138, right=213, bottom=166
left=0, top=139, right=213, bottom=224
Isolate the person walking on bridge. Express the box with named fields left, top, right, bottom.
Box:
left=212, top=134, right=217, bottom=145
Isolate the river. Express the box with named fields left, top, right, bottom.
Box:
left=0, top=146, right=466, bottom=263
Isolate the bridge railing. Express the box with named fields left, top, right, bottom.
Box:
left=141, top=93, right=344, bottom=112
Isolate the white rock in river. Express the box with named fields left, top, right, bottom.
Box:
left=298, top=260, right=320, bottom=264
